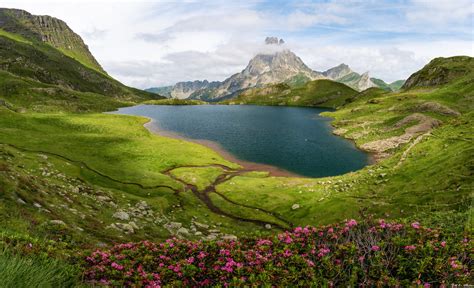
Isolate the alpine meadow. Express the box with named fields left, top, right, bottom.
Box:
left=0, top=2, right=472, bottom=287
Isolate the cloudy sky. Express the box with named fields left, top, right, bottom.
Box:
left=3, top=0, right=473, bottom=88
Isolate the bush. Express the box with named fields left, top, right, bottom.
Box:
left=83, top=219, right=472, bottom=287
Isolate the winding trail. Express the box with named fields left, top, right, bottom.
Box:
left=1, top=142, right=292, bottom=230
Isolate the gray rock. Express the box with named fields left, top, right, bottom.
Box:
left=291, top=204, right=300, bottom=210
left=33, top=202, right=42, bottom=208
left=193, top=221, right=209, bottom=229
left=194, top=231, right=203, bottom=236
left=208, top=229, right=220, bottom=234
left=221, top=234, right=238, bottom=241
left=265, top=224, right=272, bottom=229
left=115, top=223, right=134, bottom=234
left=49, top=220, right=66, bottom=226
left=113, top=211, right=130, bottom=221
left=177, top=227, right=190, bottom=236
left=16, top=198, right=26, bottom=205
left=128, top=221, right=139, bottom=230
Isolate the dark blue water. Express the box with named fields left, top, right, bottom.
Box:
left=114, top=105, right=368, bottom=177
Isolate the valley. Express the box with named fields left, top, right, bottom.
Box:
left=0, top=6, right=472, bottom=287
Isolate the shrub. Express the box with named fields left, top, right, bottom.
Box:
left=83, top=219, right=472, bottom=287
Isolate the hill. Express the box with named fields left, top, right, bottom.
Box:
left=0, top=9, right=160, bottom=112
left=224, top=79, right=358, bottom=108
left=0, top=8, right=104, bottom=74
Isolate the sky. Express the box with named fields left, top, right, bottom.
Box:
left=2, top=0, right=473, bottom=88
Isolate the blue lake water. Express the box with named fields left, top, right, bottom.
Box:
left=114, top=105, right=369, bottom=178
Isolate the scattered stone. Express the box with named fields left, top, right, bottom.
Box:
left=265, top=224, right=272, bottom=229
left=16, top=198, right=26, bottom=205
left=291, top=204, right=300, bottom=210
left=205, top=234, right=217, bottom=241
left=194, top=221, right=209, bottom=229
left=49, top=220, right=66, bottom=226
left=113, top=211, right=130, bottom=221
left=115, top=223, right=134, bottom=234
left=129, top=221, right=139, bottom=230
left=221, top=234, right=238, bottom=241
left=33, top=202, right=42, bottom=208
left=208, top=229, right=220, bottom=234
left=194, top=231, right=203, bottom=236
left=177, top=227, right=190, bottom=236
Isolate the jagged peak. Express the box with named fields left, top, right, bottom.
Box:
left=265, top=36, right=285, bottom=45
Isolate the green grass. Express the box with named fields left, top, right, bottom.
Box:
left=144, top=98, right=207, bottom=105
left=0, top=249, right=80, bottom=288
left=170, top=166, right=225, bottom=191
left=225, top=80, right=358, bottom=108
left=0, top=28, right=31, bottom=44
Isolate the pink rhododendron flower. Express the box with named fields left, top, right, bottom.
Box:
left=111, top=262, right=124, bottom=271
left=371, top=245, right=380, bottom=251
left=346, top=219, right=357, bottom=227
left=405, top=245, right=416, bottom=251
left=411, top=222, right=420, bottom=229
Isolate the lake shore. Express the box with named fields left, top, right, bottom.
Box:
left=143, top=118, right=304, bottom=178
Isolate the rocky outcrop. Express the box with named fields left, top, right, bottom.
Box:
left=171, top=80, right=220, bottom=99
left=0, top=8, right=105, bottom=73
left=402, top=56, right=473, bottom=89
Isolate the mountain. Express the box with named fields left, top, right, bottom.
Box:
left=402, top=56, right=473, bottom=89
left=155, top=40, right=401, bottom=101
left=190, top=49, right=325, bottom=101
left=0, top=8, right=104, bottom=74
left=370, top=78, right=405, bottom=91
left=0, top=8, right=160, bottom=112
left=145, top=86, right=173, bottom=97
left=224, top=79, right=358, bottom=108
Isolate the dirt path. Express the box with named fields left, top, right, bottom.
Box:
left=2, top=143, right=292, bottom=231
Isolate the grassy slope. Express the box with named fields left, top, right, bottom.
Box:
left=0, top=23, right=471, bottom=285
left=0, top=35, right=159, bottom=112
left=225, top=79, right=358, bottom=108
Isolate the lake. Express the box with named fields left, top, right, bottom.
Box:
left=113, top=105, right=369, bottom=177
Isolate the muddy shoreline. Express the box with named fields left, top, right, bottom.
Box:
left=144, top=119, right=303, bottom=178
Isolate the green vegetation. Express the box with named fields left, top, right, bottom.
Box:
left=0, top=249, right=80, bottom=287
left=225, top=79, right=358, bottom=108
left=0, top=10, right=472, bottom=285
left=144, top=98, right=207, bottom=105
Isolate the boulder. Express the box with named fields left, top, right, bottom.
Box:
left=113, top=211, right=130, bottom=221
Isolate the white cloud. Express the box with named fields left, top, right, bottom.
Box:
left=1, top=0, right=472, bottom=87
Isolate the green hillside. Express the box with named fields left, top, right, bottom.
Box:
left=225, top=79, right=358, bottom=108
left=0, top=8, right=105, bottom=74
left=0, top=8, right=472, bottom=285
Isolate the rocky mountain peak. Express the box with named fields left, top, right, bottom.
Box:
left=264, top=36, right=285, bottom=45
left=323, top=63, right=353, bottom=80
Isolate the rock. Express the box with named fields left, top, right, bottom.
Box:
left=221, top=234, right=238, bottom=241
left=193, top=221, right=209, bottom=229
left=128, top=221, right=139, bottom=230
left=208, top=229, right=220, bottom=234
left=97, top=196, right=110, bottom=202
left=16, top=198, right=26, bottom=205
left=205, top=234, right=217, bottom=241
left=291, top=204, right=300, bottom=210
left=49, top=220, right=66, bottom=226
left=164, top=222, right=182, bottom=231
left=265, top=224, right=272, bottom=229
left=194, top=231, right=203, bottom=236
left=177, top=227, right=190, bottom=236
left=33, top=202, right=42, bottom=208
left=113, top=211, right=130, bottom=221
left=115, top=223, right=134, bottom=234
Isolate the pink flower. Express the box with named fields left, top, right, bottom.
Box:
left=282, top=250, right=292, bottom=258
left=187, top=257, right=195, bottom=264
left=358, top=255, right=365, bottom=262
left=440, top=241, right=446, bottom=247
left=371, top=245, right=380, bottom=251
left=411, top=222, right=420, bottom=229
left=346, top=219, right=357, bottom=228
left=111, top=262, right=124, bottom=271
left=404, top=245, right=416, bottom=251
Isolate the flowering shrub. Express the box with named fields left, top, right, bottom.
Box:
left=83, top=219, right=472, bottom=287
